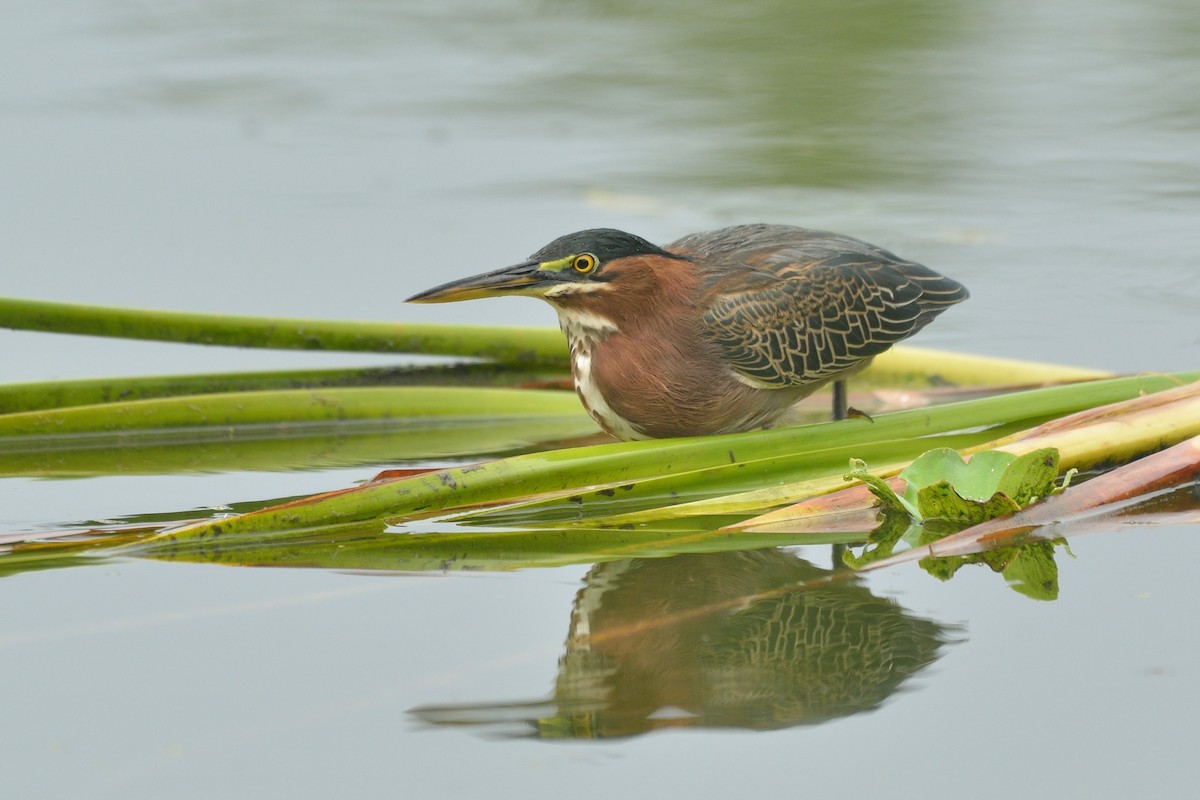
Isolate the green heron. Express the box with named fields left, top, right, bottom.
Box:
left=407, top=224, right=968, bottom=439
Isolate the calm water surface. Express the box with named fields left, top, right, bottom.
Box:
left=2, top=1, right=1197, bottom=798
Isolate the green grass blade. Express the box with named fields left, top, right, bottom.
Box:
left=0, top=363, right=567, bottom=414
left=460, top=424, right=1051, bottom=525
left=454, top=428, right=1018, bottom=526
left=864, top=346, right=1111, bottom=385
left=1, top=295, right=1108, bottom=384
left=0, top=296, right=569, bottom=365
left=0, top=386, right=589, bottom=438
left=146, top=373, right=1195, bottom=546
left=0, top=417, right=600, bottom=477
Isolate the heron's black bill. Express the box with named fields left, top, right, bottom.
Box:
left=406, top=260, right=545, bottom=303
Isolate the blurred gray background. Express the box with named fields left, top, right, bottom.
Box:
left=2, top=2, right=1197, bottom=799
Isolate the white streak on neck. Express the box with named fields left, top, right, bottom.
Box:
left=542, top=282, right=611, bottom=298
left=572, top=350, right=645, bottom=440
left=552, top=307, right=646, bottom=440
left=552, top=307, right=618, bottom=342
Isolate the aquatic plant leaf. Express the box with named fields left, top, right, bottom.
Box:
left=1002, top=540, right=1060, bottom=601
left=996, top=448, right=1062, bottom=506
left=902, top=448, right=1016, bottom=504
left=848, top=446, right=1058, bottom=526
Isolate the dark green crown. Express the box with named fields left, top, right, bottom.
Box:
left=530, top=228, right=680, bottom=264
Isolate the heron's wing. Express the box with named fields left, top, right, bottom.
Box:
left=701, top=252, right=967, bottom=387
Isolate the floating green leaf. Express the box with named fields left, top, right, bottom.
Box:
left=845, top=447, right=1061, bottom=526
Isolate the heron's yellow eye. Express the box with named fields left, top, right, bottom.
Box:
left=572, top=253, right=598, bottom=274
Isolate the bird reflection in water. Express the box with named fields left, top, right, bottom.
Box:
left=411, top=549, right=957, bottom=739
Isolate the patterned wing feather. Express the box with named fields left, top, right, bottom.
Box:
left=702, top=250, right=967, bottom=388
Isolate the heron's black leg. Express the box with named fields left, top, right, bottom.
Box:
left=831, top=542, right=849, bottom=571
left=832, top=380, right=848, bottom=421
